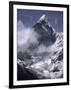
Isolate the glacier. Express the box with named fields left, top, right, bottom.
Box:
left=17, top=14, right=63, bottom=80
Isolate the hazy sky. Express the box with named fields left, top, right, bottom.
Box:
left=17, top=9, right=63, bottom=32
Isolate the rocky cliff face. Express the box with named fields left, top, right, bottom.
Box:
left=17, top=14, right=63, bottom=80
left=33, top=14, right=56, bottom=46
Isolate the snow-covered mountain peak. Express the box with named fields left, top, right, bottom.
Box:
left=37, top=14, right=48, bottom=24
left=33, top=14, right=56, bottom=46
left=38, top=14, right=46, bottom=22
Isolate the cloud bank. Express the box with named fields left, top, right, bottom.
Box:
left=17, top=20, right=39, bottom=52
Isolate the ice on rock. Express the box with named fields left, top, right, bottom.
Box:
left=38, top=14, right=46, bottom=22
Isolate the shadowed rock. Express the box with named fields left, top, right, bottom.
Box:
left=17, top=60, right=38, bottom=80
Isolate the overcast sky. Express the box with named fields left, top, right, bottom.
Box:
left=17, top=9, right=63, bottom=32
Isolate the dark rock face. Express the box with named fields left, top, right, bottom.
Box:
left=17, top=14, right=63, bottom=80
left=33, top=16, right=56, bottom=46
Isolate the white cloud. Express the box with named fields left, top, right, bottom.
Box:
left=17, top=20, right=39, bottom=52
left=36, top=44, right=48, bottom=53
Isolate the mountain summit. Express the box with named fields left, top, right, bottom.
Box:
left=38, top=14, right=46, bottom=22
left=33, top=14, right=56, bottom=46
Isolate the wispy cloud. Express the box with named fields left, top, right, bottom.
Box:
left=54, top=17, right=57, bottom=25
left=17, top=20, right=39, bottom=52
